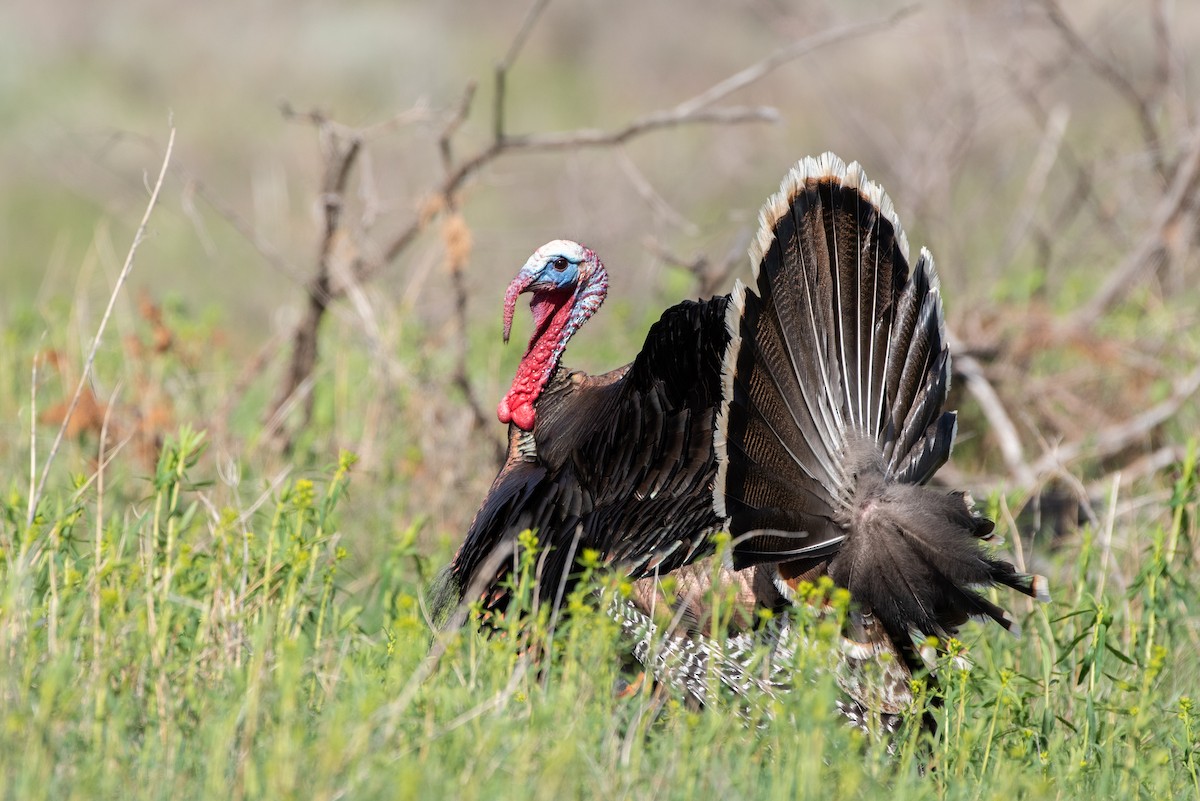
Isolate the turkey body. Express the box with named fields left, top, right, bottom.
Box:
left=431, top=153, right=1045, bottom=718
left=444, top=297, right=732, bottom=617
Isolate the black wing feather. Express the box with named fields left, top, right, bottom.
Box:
left=444, top=298, right=730, bottom=614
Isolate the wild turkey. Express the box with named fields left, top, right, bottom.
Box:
left=430, top=153, right=1047, bottom=724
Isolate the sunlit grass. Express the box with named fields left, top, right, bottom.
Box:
left=2, top=358, right=1198, bottom=799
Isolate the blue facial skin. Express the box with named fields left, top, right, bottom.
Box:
left=533, top=254, right=581, bottom=291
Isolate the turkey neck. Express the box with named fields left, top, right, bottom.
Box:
left=498, top=289, right=575, bottom=431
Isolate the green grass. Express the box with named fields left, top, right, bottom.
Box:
left=1, top=310, right=1199, bottom=800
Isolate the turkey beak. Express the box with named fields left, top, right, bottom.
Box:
left=502, top=270, right=538, bottom=344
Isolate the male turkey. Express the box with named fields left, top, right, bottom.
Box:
left=430, top=153, right=1046, bottom=724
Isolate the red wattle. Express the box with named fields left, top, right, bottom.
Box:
left=497, top=397, right=536, bottom=431
left=497, top=289, right=575, bottom=431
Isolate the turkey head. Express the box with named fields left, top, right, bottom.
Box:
left=498, top=239, right=608, bottom=431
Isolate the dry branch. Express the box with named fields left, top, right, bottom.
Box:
left=265, top=117, right=362, bottom=451
left=670, top=5, right=917, bottom=117
left=438, top=84, right=492, bottom=434
left=1003, top=62, right=1123, bottom=257
left=1070, top=125, right=1200, bottom=326
left=181, top=174, right=308, bottom=286
left=644, top=233, right=749, bottom=299
left=1035, top=0, right=1166, bottom=179
left=262, top=3, right=917, bottom=450
left=950, top=351, right=1036, bottom=490
left=1030, top=363, right=1200, bottom=476
left=361, top=104, right=779, bottom=290
left=989, top=104, right=1069, bottom=276
left=955, top=317, right=1200, bottom=499
left=618, top=151, right=697, bottom=233
left=1086, top=444, right=1190, bottom=497
left=493, top=0, right=552, bottom=143
left=504, top=106, right=780, bottom=151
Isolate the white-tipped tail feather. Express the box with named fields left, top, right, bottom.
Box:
left=714, top=152, right=1048, bottom=699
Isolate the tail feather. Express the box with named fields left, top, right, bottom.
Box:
left=893, top=411, right=956, bottom=485
left=713, top=152, right=1048, bottom=672
left=990, top=563, right=1052, bottom=603
left=722, top=285, right=843, bottom=510
left=880, top=253, right=930, bottom=425
left=884, top=254, right=948, bottom=470
left=890, top=349, right=950, bottom=477
left=718, top=153, right=937, bottom=561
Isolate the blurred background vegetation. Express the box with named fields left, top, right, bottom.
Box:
left=3, top=0, right=1199, bottom=598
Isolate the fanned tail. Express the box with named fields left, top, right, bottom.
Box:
left=713, top=152, right=1047, bottom=660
